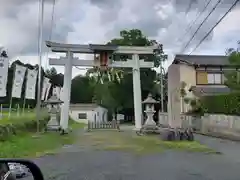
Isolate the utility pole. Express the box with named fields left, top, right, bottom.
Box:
left=160, top=61, right=164, bottom=112
left=36, top=0, right=44, bottom=133
left=156, top=43, right=166, bottom=113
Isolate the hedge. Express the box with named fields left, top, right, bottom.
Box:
left=0, top=112, right=49, bottom=141
left=201, top=92, right=240, bottom=115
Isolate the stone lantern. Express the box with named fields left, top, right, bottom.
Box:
left=44, top=94, right=63, bottom=131
left=142, top=93, right=159, bottom=128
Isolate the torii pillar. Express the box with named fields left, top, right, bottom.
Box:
left=61, top=51, right=73, bottom=131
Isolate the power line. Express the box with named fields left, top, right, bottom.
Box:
left=179, top=0, right=212, bottom=43
left=180, top=0, right=222, bottom=53
left=189, top=0, right=240, bottom=54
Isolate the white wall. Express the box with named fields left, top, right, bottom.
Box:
left=69, top=109, right=93, bottom=124
left=95, top=106, right=108, bottom=122
left=69, top=106, right=108, bottom=123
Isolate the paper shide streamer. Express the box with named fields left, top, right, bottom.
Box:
left=92, top=66, right=125, bottom=84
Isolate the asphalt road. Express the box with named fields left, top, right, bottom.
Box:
left=21, top=134, right=240, bottom=180
left=195, top=134, right=240, bottom=163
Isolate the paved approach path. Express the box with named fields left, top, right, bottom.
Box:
left=28, top=130, right=240, bottom=180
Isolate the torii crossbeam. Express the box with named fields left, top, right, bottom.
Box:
left=46, top=41, right=156, bottom=132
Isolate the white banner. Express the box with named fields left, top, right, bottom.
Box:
left=11, top=64, right=27, bottom=98
left=45, top=81, right=52, bottom=100
left=0, top=56, right=9, bottom=97
left=41, top=77, right=50, bottom=100
left=25, top=69, right=38, bottom=99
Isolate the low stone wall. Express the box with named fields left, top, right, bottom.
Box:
left=200, top=114, right=240, bottom=139
left=158, top=112, right=169, bottom=126
left=158, top=112, right=240, bottom=140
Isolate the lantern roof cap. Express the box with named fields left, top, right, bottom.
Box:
left=44, top=94, right=63, bottom=104
left=142, top=93, right=159, bottom=104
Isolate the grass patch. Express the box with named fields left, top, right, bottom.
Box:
left=0, top=111, right=36, bottom=124
left=78, top=131, right=216, bottom=154
left=0, top=132, right=76, bottom=158
left=69, top=118, right=86, bottom=130
left=131, top=135, right=216, bottom=153
left=0, top=115, right=86, bottom=158
left=0, top=110, right=49, bottom=141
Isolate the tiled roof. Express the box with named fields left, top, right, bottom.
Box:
left=189, top=86, right=231, bottom=96
left=70, top=103, right=99, bottom=110
left=173, top=54, right=228, bottom=66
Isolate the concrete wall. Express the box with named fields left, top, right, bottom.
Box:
left=167, top=64, right=181, bottom=128
left=179, top=64, right=196, bottom=113
left=159, top=112, right=240, bottom=139
left=158, top=112, right=169, bottom=126
left=179, top=64, right=196, bottom=87
left=200, top=114, right=240, bottom=135
left=167, top=63, right=196, bottom=128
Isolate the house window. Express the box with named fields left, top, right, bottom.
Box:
left=207, top=73, right=222, bottom=84
left=78, top=113, right=87, bottom=119
left=196, top=71, right=223, bottom=85
left=196, top=71, right=208, bottom=84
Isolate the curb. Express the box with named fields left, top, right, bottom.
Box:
left=194, top=131, right=240, bottom=142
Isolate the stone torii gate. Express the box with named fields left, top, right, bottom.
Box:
left=45, top=41, right=156, bottom=132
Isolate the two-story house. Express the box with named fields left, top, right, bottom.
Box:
left=167, top=54, right=234, bottom=128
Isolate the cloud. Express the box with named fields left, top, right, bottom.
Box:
left=0, top=0, right=79, bottom=57
left=2, top=0, right=240, bottom=76
left=89, top=0, right=239, bottom=55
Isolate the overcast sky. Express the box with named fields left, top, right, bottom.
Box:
left=1, top=0, right=240, bottom=77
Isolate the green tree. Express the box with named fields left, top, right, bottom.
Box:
left=86, top=29, right=167, bottom=117
left=71, top=75, right=94, bottom=103
left=225, top=43, right=240, bottom=90
left=108, top=29, right=167, bottom=112
left=45, top=67, right=63, bottom=87
left=108, top=29, right=167, bottom=67
left=72, top=29, right=168, bottom=119
left=45, top=67, right=57, bottom=77
left=87, top=72, right=124, bottom=114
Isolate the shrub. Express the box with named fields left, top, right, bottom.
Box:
left=201, top=92, right=240, bottom=115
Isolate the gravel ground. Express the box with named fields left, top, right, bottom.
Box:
left=20, top=132, right=240, bottom=180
